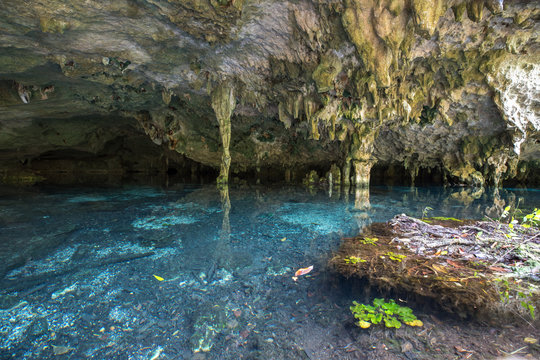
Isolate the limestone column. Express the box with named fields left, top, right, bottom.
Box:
left=342, top=159, right=351, bottom=186
left=349, top=128, right=377, bottom=188
left=352, top=160, right=374, bottom=187
left=211, top=83, right=236, bottom=186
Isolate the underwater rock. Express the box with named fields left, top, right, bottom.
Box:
left=190, top=305, right=228, bottom=353
left=132, top=215, right=198, bottom=230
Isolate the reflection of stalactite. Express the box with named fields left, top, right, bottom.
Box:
left=485, top=188, right=505, bottom=219
left=449, top=187, right=484, bottom=207
left=343, top=184, right=350, bottom=206
left=353, top=187, right=371, bottom=232
left=216, top=186, right=232, bottom=269
left=354, top=187, right=370, bottom=211
left=220, top=186, right=231, bottom=236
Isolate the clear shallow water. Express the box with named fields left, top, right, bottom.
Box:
left=0, top=184, right=539, bottom=359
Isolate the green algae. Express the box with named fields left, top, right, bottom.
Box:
left=410, top=0, right=446, bottom=36
left=312, top=52, right=342, bottom=93
left=39, top=17, right=71, bottom=34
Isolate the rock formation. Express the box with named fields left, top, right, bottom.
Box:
left=0, top=0, right=538, bottom=186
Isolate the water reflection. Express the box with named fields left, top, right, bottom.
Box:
left=352, top=186, right=372, bottom=231
left=217, top=186, right=232, bottom=269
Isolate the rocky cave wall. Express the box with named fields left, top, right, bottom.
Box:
left=0, top=0, right=538, bottom=186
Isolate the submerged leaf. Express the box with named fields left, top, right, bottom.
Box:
left=358, top=320, right=371, bottom=328
left=52, top=345, right=74, bottom=355
left=294, top=265, right=313, bottom=277
left=404, top=319, right=423, bottom=327
left=153, top=275, right=165, bottom=281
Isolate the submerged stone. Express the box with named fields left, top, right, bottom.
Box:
left=132, top=215, right=198, bottom=230
left=190, top=305, right=228, bottom=353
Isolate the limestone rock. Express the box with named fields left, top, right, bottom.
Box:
left=0, top=0, right=538, bottom=186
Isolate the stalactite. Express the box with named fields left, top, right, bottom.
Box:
left=211, top=82, right=236, bottom=186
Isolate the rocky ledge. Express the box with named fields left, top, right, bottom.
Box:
left=0, top=0, right=538, bottom=186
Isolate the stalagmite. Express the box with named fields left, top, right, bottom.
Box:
left=353, top=160, right=374, bottom=187
left=211, top=82, right=236, bottom=186
left=348, top=129, right=377, bottom=188
left=342, top=159, right=351, bottom=186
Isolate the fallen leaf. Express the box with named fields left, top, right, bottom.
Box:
left=240, top=329, right=250, bottom=339
left=489, top=266, right=510, bottom=272
left=233, top=310, right=242, bottom=318
left=401, top=341, right=413, bottom=352
left=153, top=275, right=164, bottom=281
left=52, top=345, right=74, bottom=355
left=432, top=264, right=447, bottom=273
left=404, top=319, right=423, bottom=327
left=446, top=260, right=462, bottom=268
left=280, top=237, right=287, bottom=242
left=294, top=265, right=313, bottom=277
left=454, top=345, right=472, bottom=353
left=524, top=337, right=537, bottom=344
left=358, top=321, right=371, bottom=329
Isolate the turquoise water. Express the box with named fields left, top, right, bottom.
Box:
left=0, top=184, right=538, bottom=359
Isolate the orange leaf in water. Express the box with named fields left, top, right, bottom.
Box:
left=294, top=265, right=313, bottom=277
left=446, top=260, right=462, bottom=268
left=489, top=266, right=510, bottom=272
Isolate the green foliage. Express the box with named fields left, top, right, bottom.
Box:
left=421, top=206, right=433, bottom=220
left=430, top=216, right=463, bottom=222
left=344, top=256, right=366, bottom=264
left=350, top=299, right=422, bottom=329
left=495, top=278, right=536, bottom=320
left=521, top=208, right=540, bottom=229
left=498, top=206, right=539, bottom=236
left=418, top=105, right=438, bottom=125
left=382, top=252, right=407, bottom=262
left=358, top=237, right=378, bottom=245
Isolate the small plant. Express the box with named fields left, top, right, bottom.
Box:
left=521, top=208, right=540, bottom=229
left=495, top=278, right=536, bottom=320
left=499, top=206, right=539, bottom=232
left=429, top=216, right=463, bottom=222
left=350, top=298, right=423, bottom=329
left=421, top=206, right=433, bottom=220
left=381, top=252, right=407, bottom=262
left=358, top=237, right=378, bottom=245
left=344, top=256, right=366, bottom=264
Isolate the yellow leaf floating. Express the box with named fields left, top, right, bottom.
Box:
left=280, top=237, right=287, bottom=242
left=524, top=337, right=537, bottom=344
left=405, top=319, right=423, bottom=327
left=153, top=275, right=164, bottom=281
left=358, top=320, right=371, bottom=329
